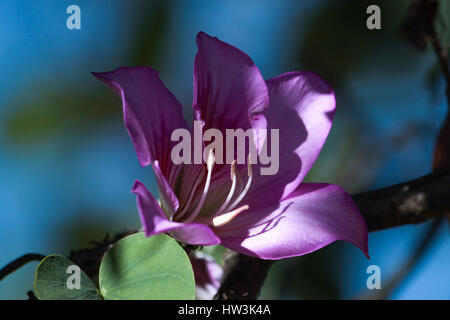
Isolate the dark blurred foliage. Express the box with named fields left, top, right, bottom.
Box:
left=6, top=89, right=117, bottom=143
left=130, top=1, right=170, bottom=66
left=5, top=1, right=171, bottom=145
left=293, top=0, right=416, bottom=90
left=57, top=210, right=127, bottom=253
left=261, top=246, right=342, bottom=299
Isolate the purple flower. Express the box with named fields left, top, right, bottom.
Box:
left=93, top=32, right=369, bottom=260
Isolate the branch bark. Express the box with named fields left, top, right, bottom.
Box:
left=214, top=169, right=450, bottom=300
left=352, top=169, right=449, bottom=231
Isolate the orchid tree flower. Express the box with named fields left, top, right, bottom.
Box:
left=93, top=32, right=369, bottom=260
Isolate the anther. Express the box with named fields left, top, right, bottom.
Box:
left=211, top=204, right=249, bottom=227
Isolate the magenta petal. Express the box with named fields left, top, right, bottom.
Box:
left=193, top=32, right=268, bottom=135
left=132, top=180, right=179, bottom=236
left=92, top=67, right=188, bottom=176
left=219, top=183, right=369, bottom=260
left=132, top=180, right=220, bottom=246
left=246, top=71, right=336, bottom=209
left=168, top=225, right=220, bottom=246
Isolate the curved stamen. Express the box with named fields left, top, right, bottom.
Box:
left=184, top=149, right=215, bottom=223
left=214, top=160, right=237, bottom=217
left=168, top=164, right=177, bottom=187
left=174, top=168, right=205, bottom=221
left=211, top=204, right=249, bottom=227
left=224, top=154, right=253, bottom=212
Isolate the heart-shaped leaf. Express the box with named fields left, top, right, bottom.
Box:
left=34, top=254, right=102, bottom=300
left=99, top=232, right=195, bottom=300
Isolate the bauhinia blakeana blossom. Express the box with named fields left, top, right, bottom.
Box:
left=93, top=32, right=369, bottom=260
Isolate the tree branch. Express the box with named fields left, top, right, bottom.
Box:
left=352, top=169, right=449, bottom=231
left=214, top=169, right=450, bottom=300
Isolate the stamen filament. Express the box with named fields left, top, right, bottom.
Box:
left=184, top=149, right=215, bottom=223
left=224, top=154, right=253, bottom=212
left=214, top=160, right=237, bottom=216
left=174, top=168, right=205, bottom=220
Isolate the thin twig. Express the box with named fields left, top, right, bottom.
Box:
left=400, top=0, right=449, bottom=104
left=428, top=18, right=450, bottom=104
left=0, top=254, right=45, bottom=282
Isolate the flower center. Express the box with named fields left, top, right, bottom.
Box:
left=210, top=153, right=253, bottom=220
left=182, top=149, right=215, bottom=223
left=174, top=153, right=253, bottom=227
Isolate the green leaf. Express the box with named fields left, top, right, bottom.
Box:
left=34, top=254, right=102, bottom=300
left=99, top=232, right=195, bottom=300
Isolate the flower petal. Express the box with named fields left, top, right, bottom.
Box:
left=169, top=225, right=220, bottom=246
left=152, top=160, right=179, bottom=216
left=246, top=71, right=336, bottom=208
left=193, top=32, right=268, bottom=136
left=94, top=67, right=188, bottom=216
left=218, top=183, right=368, bottom=260
left=92, top=67, right=188, bottom=175
left=132, top=180, right=220, bottom=246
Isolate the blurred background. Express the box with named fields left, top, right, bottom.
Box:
left=0, top=0, right=448, bottom=299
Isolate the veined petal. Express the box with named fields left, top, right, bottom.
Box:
left=193, top=32, right=268, bottom=138
left=245, top=71, right=336, bottom=208
left=132, top=180, right=220, bottom=246
left=92, top=67, right=188, bottom=178
left=218, top=183, right=368, bottom=260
